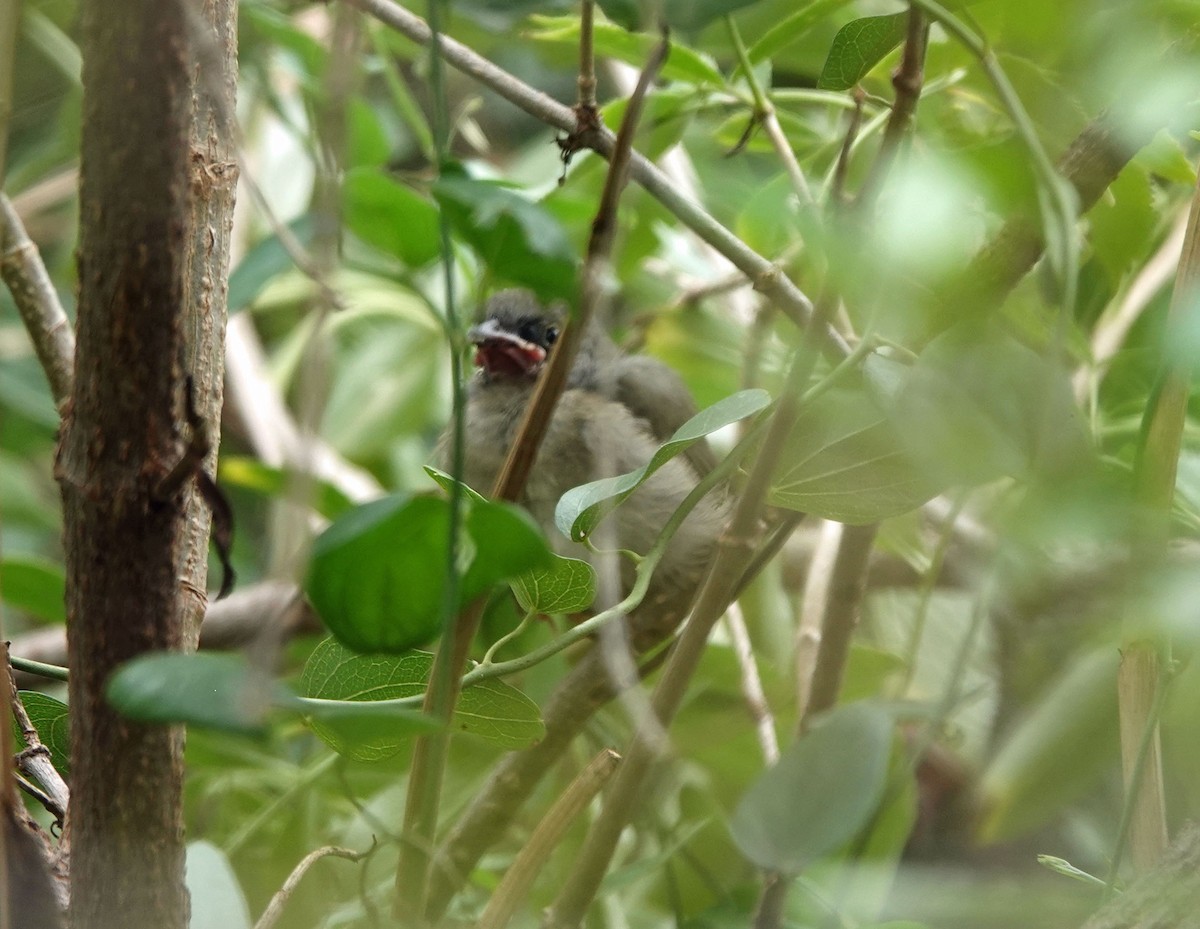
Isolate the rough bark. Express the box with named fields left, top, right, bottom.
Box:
left=56, top=0, right=233, bottom=925
left=1082, top=823, right=1200, bottom=929
left=179, top=0, right=239, bottom=644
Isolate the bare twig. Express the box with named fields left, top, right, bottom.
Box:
left=724, top=604, right=779, bottom=766
left=254, top=844, right=374, bottom=929
left=0, top=194, right=76, bottom=406
left=576, top=0, right=597, bottom=112
left=478, top=750, right=620, bottom=929
left=5, top=654, right=69, bottom=825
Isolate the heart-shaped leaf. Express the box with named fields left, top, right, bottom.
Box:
left=14, top=691, right=70, bottom=775
left=512, top=556, right=597, bottom=614
left=817, top=12, right=908, bottom=91
left=305, top=493, right=551, bottom=654
left=299, top=638, right=544, bottom=760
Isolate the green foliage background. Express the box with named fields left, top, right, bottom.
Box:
left=5, top=0, right=1200, bottom=926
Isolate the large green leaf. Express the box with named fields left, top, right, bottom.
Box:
left=768, top=387, right=939, bottom=523
left=186, top=841, right=252, bottom=929
left=731, top=702, right=894, bottom=872
left=878, top=325, right=1092, bottom=488
left=0, top=556, right=65, bottom=624
left=663, top=0, right=765, bottom=33
left=512, top=556, right=597, bottom=614
left=434, top=174, right=577, bottom=304
left=14, top=691, right=70, bottom=776
left=817, top=12, right=908, bottom=91
left=343, top=167, right=441, bottom=267
left=299, top=638, right=544, bottom=760
left=978, top=648, right=1119, bottom=842
left=555, top=389, right=769, bottom=540
left=747, top=0, right=853, bottom=64
left=305, top=493, right=551, bottom=654
left=107, top=653, right=286, bottom=737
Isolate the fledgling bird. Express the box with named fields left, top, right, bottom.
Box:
left=442, top=289, right=727, bottom=609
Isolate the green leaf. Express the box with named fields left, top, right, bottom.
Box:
left=227, top=215, right=316, bottom=313
left=434, top=174, right=577, bottom=304
left=14, top=692, right=70, bottom=776
left=305, top=494, right=551, bottom=654
left=817, top=12, right=908, bottom=91
left=107, top=653, right=284, bottom=736
left=346, top=98, right=391, bottom=168
left=186, top=841, right=252, bottom=929
left=1037, top=855, right=1108, bottom=889
left=219, top=456, right=356, bottom=519
left=0, top=556, right=65, bottom=624
left=555, top=388, right=770, bottom=540
left=768, top=387, right=939, bottom=523
left=880, top=325, right=1092, bottom=487
left=979, top=648, right=1119, bottom=842
left=663, top=0, right=764, bottom=33
left=731, top=702, right=894, bottom=872
left=424, top=465, right=489, bottom=503
left=747, top=0, right=853, bottom=64
left=343, top=167, right=441, bottom=267
left=512, top=556, right=597, bottom=614
left=299, top=638, right=544, bottom=760
left=526, top=15, right=724, bottom=86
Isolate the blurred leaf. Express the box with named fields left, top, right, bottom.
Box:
left=1134, top=129, right=1198, bottom=186
left=663, top=0, right=764, bottom=33
left=14, top=692, right=70, bottom=776
left=735, top=172, right=801, bottom=257
left=424, top=465, right=488, bottom=502
left=22, top=9, right=81, bottom=84
left=227, top=215, right=316, bottom=313
left=768, top=387, right=940, bottom=523
left=527, top=15, right=724, bottom=85
left=299, top=638, right=544, bottom=760
left=219, top=456, right=356, bottom=519
left=186, top=841, right=252, bottom=929
left=305, top=494, right=551, bottom=654
left=343, top=167, right=441, bottom=267
left=979, top=647, right=1119, bottom=842
left=817, top=12, right=908, bottom=91
left=1089, top=165, right=1156, bottom=282
left=0, top=556, right=65, bottom=624
left=107, top=653, right=284, bottom=737
left=346, top=98, right=391, bottom=168
left=880, top=324, right=1092, bottom=487
left=748, top=0, right=852, bottom=64
left=732, top=702, right=893, bottom=872
left=512, top=555, right=597, bottom=614
left=555, top=389, right=770, bottom=540
left=434, top=174, right=577, bottom=304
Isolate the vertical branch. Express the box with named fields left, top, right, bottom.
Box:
left=577, top=0, right=597, bottom=113
left=180, top=0, right=238, bottom=640
left=1114, top=166, right=1200, bottom=875
left=856, top=3, right=929, bottom=209
left=58, top=0, right=194, bottom=925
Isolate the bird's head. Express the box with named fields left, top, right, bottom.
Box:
left=468, top=290, right=562, bottom=382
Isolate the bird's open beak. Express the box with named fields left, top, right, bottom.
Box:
left=467, top=318, right=547, bottom=379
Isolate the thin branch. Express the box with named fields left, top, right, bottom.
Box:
left=724, top=604, right=779, bottom=766
left=478, top=750, right=620, bottom=929
left=725, top=16, right=813, bottom=207
left=5, top=653, right=69, bottom=825
left=576, top=0, right=597, bottom=113
left=0, top=194, right=76, bottom=406
left=341, top=0, right=845, bottom=354
left=856, top=3, right=929, bottom=210
left=254, top=844, right=374, bottom=929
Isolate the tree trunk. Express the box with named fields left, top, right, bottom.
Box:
left=58, top=0, right=235, bottom=925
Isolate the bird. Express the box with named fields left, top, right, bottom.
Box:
left=440, top=288, right=727, bottom=611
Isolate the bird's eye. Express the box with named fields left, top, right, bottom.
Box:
left=544, top=325, right=559, bottom=345
left=517, top=322, right=539, bottom=344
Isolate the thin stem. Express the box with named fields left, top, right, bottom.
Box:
left=477, top=749, right=620, bottom=929
left=577, top=0, right=597, bottom=111
left=8, top=655, right=69, bottom=683
left=255, top=844, right=373, bottom=929
left=725, top=15, right=813, bottom=207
